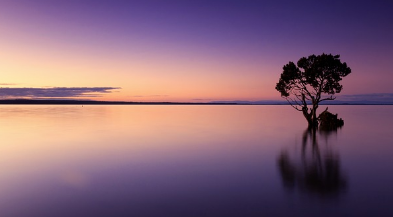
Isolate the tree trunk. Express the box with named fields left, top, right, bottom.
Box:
left=307, top=118, right=318, bottom=129
left=302, top=107, right=314, bottom=128
left=309, top=102, right=319, bottom=129
left=303, top=102, right=319, bottom=129
left=300, top=94, right=319, bottom=129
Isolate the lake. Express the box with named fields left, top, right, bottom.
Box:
left=0, top=105, right=392, bottom=217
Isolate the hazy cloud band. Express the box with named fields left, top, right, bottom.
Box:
left=0, top=87, right=120, bottom=98
left=339, top=93, right=393, bottom=102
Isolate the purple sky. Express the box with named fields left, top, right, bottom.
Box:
left=0, top=0, right=392, bottom=101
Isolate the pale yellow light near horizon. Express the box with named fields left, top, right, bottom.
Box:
left=0, top=24, right=278, bottom=102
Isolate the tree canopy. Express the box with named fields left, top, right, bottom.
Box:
left=275, top=53, right=351, bottom=128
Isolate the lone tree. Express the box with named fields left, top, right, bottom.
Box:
left=275, top=53, right=351, bottom=128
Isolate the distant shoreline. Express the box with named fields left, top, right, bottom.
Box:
left=0, top=99, right=392, bottom=105
left=0, top=99, right=238, bottom=105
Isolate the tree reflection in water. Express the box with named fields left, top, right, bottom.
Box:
left=278, top=128, right=347, bottom=197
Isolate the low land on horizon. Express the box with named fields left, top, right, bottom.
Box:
left=0, top=99, right=392, bottom=105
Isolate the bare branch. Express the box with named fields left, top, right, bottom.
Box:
left=284, top=97, right=302, bottom=111
left=319, top=95, right=336, bottom=102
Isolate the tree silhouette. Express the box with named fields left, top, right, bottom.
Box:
left=275, top=54, right=351, bottom=128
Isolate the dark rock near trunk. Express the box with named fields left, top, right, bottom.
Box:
left=318, top=109, right=344, bottom=130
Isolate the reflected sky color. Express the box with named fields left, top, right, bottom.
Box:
left=0, top=105, right=392, bottom=216
left=1, top=1, right=392, bottom=101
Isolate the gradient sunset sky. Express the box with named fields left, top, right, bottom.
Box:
left=1, top=0, right=392, bottom=102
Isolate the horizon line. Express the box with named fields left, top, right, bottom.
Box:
left=1, top=99, right=393, bottom=105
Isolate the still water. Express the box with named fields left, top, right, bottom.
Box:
left=0, top=105, right=392, bottom=217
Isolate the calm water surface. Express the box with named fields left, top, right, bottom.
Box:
left=0, top=105, right=392, bottom=217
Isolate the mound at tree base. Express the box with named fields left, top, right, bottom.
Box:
left=318, top=109, right=344, bottom=130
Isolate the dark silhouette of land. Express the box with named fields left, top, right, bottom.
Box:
left=0, top=99, right=392, bottom=105
left=0, top=99, right=238, bottom=105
